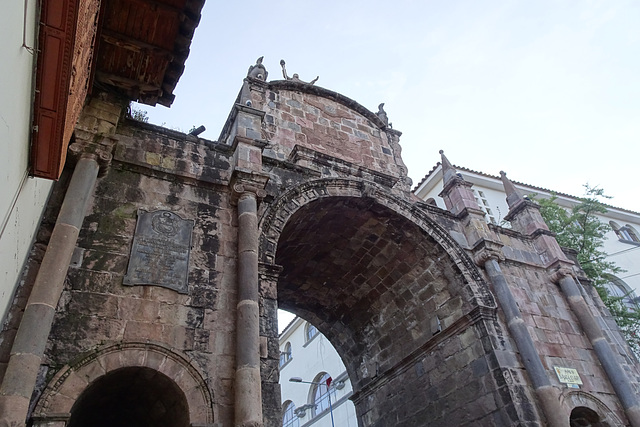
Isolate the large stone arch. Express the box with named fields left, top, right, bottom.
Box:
left=259, top=177, right=505, bottom=425
left=32, top=342, right=214, bottom=426
left=260, top=177, right=492, bottom=299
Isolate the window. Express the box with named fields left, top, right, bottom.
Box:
left=282, top=401, right=299, bottom=427
left=610, top=221, right=640, bottom=243
left=626, top=225, right=640, bottom=242
left=311, top=373, right=336, bottom=417
left=472, top=189, right=497, bottom=224
left=604, top=276, right=638, bottom=311
left=280, top=342, right=292, bottom=367
left=305, top=323, right=318, bottom=343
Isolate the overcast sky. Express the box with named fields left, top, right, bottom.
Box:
left=138, top=1, right=640, bottom=330
left=143, top=0, right=639, bottom=211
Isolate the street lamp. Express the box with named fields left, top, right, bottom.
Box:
left=289, top=377, right=336, bottom=427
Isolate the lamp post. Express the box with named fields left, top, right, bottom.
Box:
left=289, top=377, right=336, bottom=427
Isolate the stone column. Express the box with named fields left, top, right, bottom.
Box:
left=234, top=184, right=267, bottom=427
left=475, top=243, right=566, bottom=427
left=553, top=268, right=640, bottom=426
left=0, top=152, right=104, bottom=426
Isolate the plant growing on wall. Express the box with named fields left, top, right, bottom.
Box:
left=128, top=102, right=149, bottom=123
left=535, top=185, right=640, bottom=356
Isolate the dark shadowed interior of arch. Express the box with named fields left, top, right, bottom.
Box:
left=570, top=406, right=608, bottom=427
left=275, top=196, right=471, bottom=387
left=67, top=367, right=189, bottom=427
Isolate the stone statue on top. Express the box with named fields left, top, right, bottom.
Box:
left=280, top=59, right=318, bottom=85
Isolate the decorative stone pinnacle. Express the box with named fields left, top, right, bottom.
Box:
left=247, top=56, right=268, bottom=81
left=376, top=103, right=389, bottom=126
left=440, top=150, right=458, bottom=186
left=500, top=170, right=524, bottom=208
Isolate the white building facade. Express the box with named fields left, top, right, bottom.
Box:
left=279, top=317, right=358, bottom=427
left=0, top=1, right=54, bottom=322
left=413, top=163, right=640, bottom=306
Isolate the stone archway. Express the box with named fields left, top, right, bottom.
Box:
left=259, top=178, right=492, bottom=302
left=32, top=342, right=214, bottom=426
left=570, top=407, right=607, bottom=427
left=67, top=366, right=189, bottom=427
left=563, top=391, right=624, bottom=427
left=259, top=178, right=509, bottom=426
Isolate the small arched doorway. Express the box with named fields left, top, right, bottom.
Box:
left=569, top=406, right=608, bottom=427
left=67, top=366, right=189, bottom=427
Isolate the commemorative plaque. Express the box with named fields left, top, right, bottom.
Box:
left=553, top=366, right=583, bottom=389
left=123, top=210, right=194, bottom=294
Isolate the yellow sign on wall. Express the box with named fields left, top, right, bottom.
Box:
left=553, top=366, right=583, bottom=385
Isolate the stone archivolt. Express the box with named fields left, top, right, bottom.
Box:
left=33, top=342, right=214, bottom=425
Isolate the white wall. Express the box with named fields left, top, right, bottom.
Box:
left=0, top=0, right=53, bottom=322
left=279, top=317, right=358, bottom=427
left=601, top=221, right=640, bottom=298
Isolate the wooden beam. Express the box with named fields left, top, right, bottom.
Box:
left=100, top=28, right=174, bottom=60
left=95, top=71, right=163, bottom=105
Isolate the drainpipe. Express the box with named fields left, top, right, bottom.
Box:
left=234, top=184, right=265, bottom=427
left=555, top=270, right=640, bottom=426
left=0, top=154, right=100, bottom=426
left=483, top=256, right=567, bottom=427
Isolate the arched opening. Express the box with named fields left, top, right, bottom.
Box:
left=280, top=341, right=292, bottom=367
left=67, top=366, right=190, bottom=427
left=279, top=315, right=357, bottom=426
left=267, top=190, right=494, bottom=426
left=274, top=197, right=474, bottom=385
left=310, top=372, right=335, bottom=417
left=604, top=275, right=639, bottom=311
left=569, top=406, right=608, bottom=427
left=282, top=400, right=299, bottom=427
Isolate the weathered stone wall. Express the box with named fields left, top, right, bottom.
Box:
left=495, top=227, right=640, bottom=424
left=226, top=81, right=412, bottom=195
left=40, top=122, right=238, bottom=423
left=354, top=321, right=542, bottom=426
left=5, top=77, right=640, bottom=427
left=263, top=90, right=395, bottom=174
left=425, top=207, right=640, bottom=425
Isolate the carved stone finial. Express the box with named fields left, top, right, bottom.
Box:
left=280, top=59, right=319, bottom=85
left=440, top=150, right=458, bottom=186
left=500, top=171, right=524, bottom=208
left=247, top=56, right=268, bottom=81
left=376, top=103, right=389, bottom=126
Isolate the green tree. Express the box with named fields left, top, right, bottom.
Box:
left=535, top=185, right=640, bottom=355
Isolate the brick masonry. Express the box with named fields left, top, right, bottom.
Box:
left=2, top=78, right=639, bottom=426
